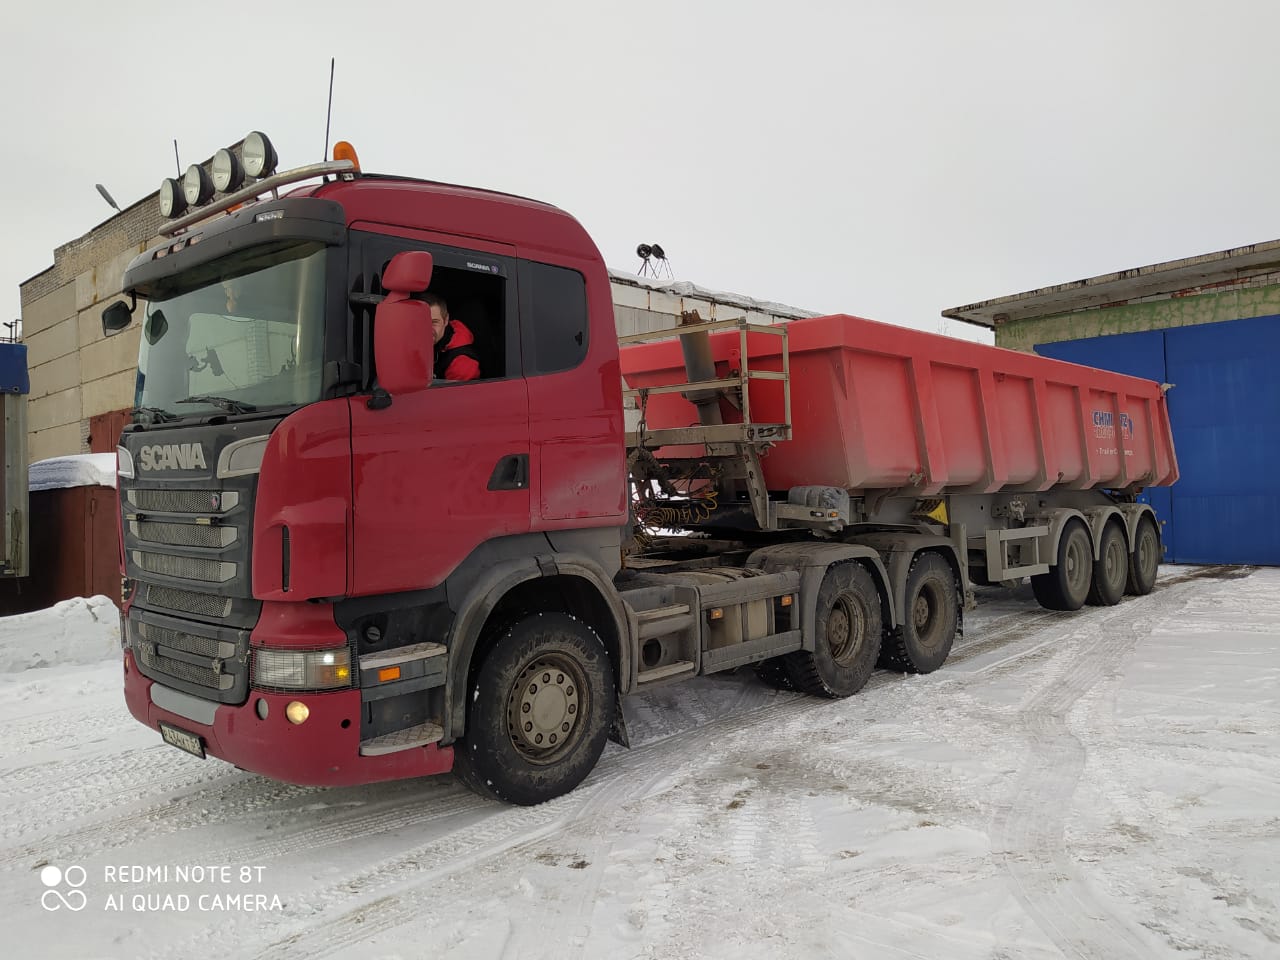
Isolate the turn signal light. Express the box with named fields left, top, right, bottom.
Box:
left=378, top=666, right=401, bottom=683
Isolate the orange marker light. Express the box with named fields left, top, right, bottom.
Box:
left=378, top=666, right=401, bottom=683
left=333, top=141, right=361, bottom=172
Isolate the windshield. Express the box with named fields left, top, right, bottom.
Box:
left=134, top=241, right=328, bottom=418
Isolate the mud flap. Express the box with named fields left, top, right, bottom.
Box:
left=608, top=691, right=631, bottom=748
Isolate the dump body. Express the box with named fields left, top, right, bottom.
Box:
left=620, top=313, right=1178, bottom=496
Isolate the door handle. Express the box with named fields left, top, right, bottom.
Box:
left=488, top=454, right=529, bottom=491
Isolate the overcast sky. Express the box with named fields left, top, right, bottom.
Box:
left=6, top=0, right=1280, bottom=344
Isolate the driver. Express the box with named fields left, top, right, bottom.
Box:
left=420, top=292, right=481, bottom=381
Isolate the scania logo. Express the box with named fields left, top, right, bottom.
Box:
left=138, top=443, right=208, bottom=472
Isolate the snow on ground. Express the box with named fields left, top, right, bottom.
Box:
left=1, top=566, right=1277, bottom=959
left=0, top=596, right=118, bottom=673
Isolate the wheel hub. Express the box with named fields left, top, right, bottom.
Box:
left=507, top=656, right=582, bottom=761
left=827, top=595, right=865, bottom=664
left=913, top=594, right=931, bottom=630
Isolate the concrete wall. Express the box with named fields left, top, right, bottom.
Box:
left=994, top=271, right=1280, bottom=352
left=20, top=200, right=162, bottom=463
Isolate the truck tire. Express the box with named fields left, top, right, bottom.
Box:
left=453, top=612, right=615, bottom=806
left=1126, top=514, right=1160, bottom=596
left=1031, top=519, right=1092, bottom=611
left=782, top=562, right=882, bottom=698
left=1086, top=520, right=1128, bottom=607
left=881, top=552, right=958, bottom=674
left=754, top=658, right=798, bottom=691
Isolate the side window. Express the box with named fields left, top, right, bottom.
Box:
left=521, top=261, right=588, bottom=376
left=350, top=231, right=514, bottom=385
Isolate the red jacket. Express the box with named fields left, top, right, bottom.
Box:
left=435, top=319, right=481, bottom=382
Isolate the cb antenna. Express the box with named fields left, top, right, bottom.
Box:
left=323, top=57, right=336, bottom=162
left=173, top=139, right=181, bottom=177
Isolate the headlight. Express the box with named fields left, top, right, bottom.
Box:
left=253, top=647, right=352, bottom=690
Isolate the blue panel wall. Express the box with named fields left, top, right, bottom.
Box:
left=1036, top=315, right=1280, bottom=565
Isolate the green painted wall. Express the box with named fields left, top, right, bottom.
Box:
left=995, top=282, right=1280, bottom=352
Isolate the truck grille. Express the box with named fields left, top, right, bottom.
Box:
left=137, top=643, right=233, bottom=691
left=133, top=551, right=236, bottom=583
left=132, top=520, right=236, bottom=549
left=127, top=489, right=238, bottom=514
left=134, top=620, right=235, bottom=659
left=144, top=584, right=233, bottom=619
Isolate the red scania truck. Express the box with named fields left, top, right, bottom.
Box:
left=105, top=134, right=1177, bottom=805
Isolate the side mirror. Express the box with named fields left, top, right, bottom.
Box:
left=101, top=299, right=134, bottom=336
left=373, top=251, right=435, bottom=396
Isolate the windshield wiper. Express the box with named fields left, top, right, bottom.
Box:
left=176, top=395, right=257, bottom=415
left=134, top=405, right=179, bottom=424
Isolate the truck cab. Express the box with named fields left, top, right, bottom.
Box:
left=114, top=153, right=632, bottom=795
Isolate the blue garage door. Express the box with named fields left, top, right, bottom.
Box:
left=1036, top=315, right=1280, bottom=565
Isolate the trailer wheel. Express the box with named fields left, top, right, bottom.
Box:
left=782, top=562, right=882, bottom=698
left=1086, top=520, right=1128, bottom=607
left=1031, top=518, right=1092, bottom=611
left=453, top=612, right=615, bottom=806
left=1126, top=514, right=1160, bottom=596
left=882, top=552, right=957, bottom=674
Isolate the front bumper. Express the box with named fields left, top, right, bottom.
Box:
left=123, top=650, right=454, bottom=787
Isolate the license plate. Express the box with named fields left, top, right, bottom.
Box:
left=159, top=722, right=206, bottom=759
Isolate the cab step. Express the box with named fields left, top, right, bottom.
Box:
left=635, top=603, right=695, bottom=639
left=359, top=721, right=445, bottom=756
left=636, top=660, right=696, bottom=684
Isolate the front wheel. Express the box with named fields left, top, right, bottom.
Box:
left=454, top=613, right=615, bottom=806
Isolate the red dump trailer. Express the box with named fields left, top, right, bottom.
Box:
left=109, top=139, right=1179, bottom=805
left=620, top=313, right=1178, bottom=496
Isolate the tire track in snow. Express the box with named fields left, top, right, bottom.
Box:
left=988, top=571, right=1252, bottom=959
left=239, top=682, right=795, bottom=960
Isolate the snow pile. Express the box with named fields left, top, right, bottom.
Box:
left=29, top=453, right=117, bottom=491
left=0, top=595, right=119, bottom=673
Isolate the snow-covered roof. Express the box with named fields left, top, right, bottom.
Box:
left=608, top=268, right=819, bottom=321
left=29, top=453, right=117, bottom=492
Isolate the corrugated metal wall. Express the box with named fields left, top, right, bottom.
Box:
left=1036, top=314, right=1280, bottom=565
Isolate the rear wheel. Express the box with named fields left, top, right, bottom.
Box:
left=1086, top=520, right=1128, bottom=606
left=782, top=562, right=882, bottom=697
left=1126, top=514, right=1160, bottom=596
left=1031, top=519, right=1092, bottom=611
left=454, top=612, right=614, bottom=806
left=881, top=552, right=958, bottom=674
